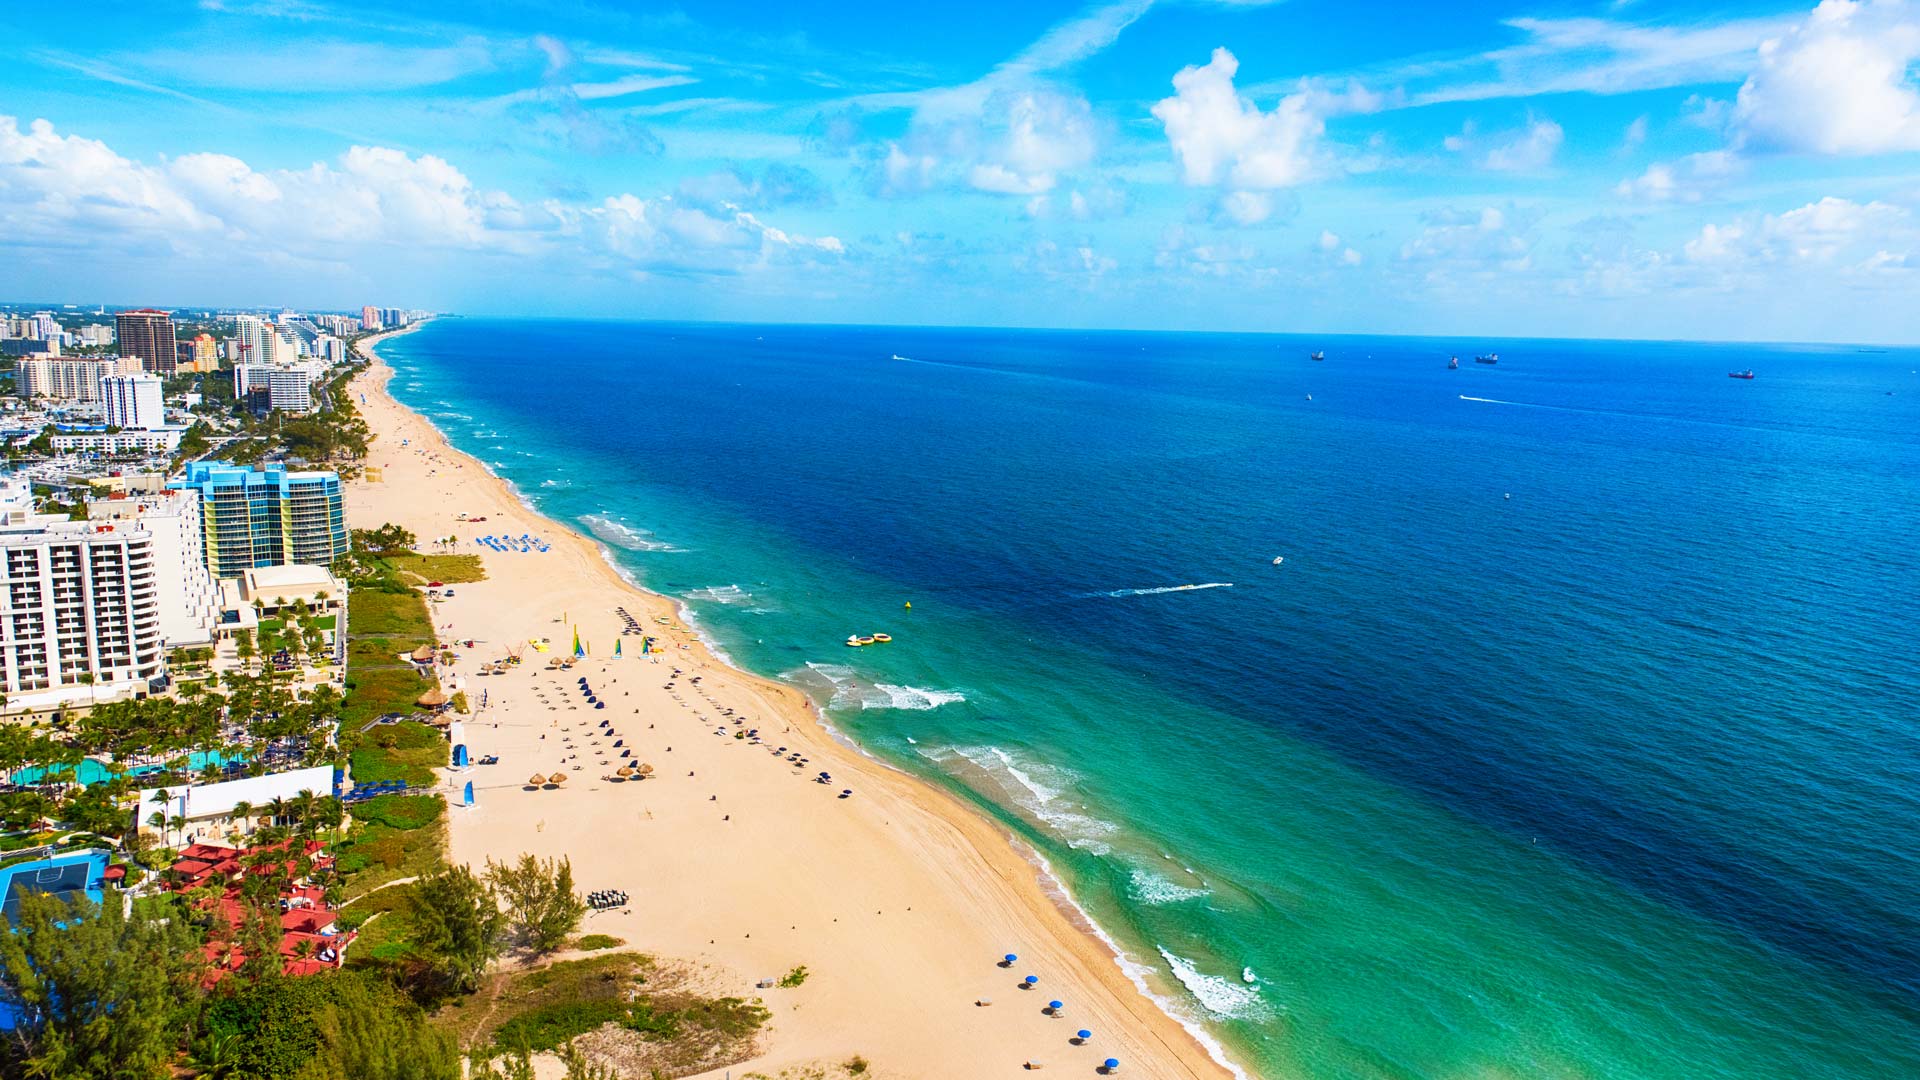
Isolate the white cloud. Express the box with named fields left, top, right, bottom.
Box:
left=1684, top=196, right=1911, bottom=264
left=127, top=38, right=498, bottom=92
left=1614, top=150, right=1740, bottom=201
left=1484, top=116, right=1564, bottom=171
left=1400, top=207, right=1535, bottom=271
left=1152, top=47, right=1378, bottom=209
left=0, top=113, right=838, bottom=282
left=1217, top=190, right=1275, bottom=224
left=1733, top=0, right=1920, bottom=153
left=1622, top=115, right=1649, bottom=151
left=570, top=73, right=699, bottom=101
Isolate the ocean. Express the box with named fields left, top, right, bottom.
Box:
left=381, top=319, right=1920, bottom=1079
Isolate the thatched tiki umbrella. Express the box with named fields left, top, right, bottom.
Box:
left=636, top=763, right=654, bottom=776
left=527, top=773, right=547, bottom=788
left=548, top=772, right=569, bottom=785
left=417, top=689, right=449, bottom=709
left=411, top=644, right=436, bottom=664
left=615, top=766, right=635, bottom=778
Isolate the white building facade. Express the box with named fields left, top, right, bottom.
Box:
left=17, top=356, right=142, bottom=402
left=101, top=372, right=166, bottom=430
left=0, top=512, right=166, bottom=704
left=88, top=493, right=219, bottom=648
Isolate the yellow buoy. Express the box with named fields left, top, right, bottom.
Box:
left=904, top=601, right=912, bottom=609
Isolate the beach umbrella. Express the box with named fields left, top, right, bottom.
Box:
left=1004, top=953, right=1018, bottom=965
left=1047, top=1000, right=1063, bottom=1013
left=1075, top=1030, right=1091, bottom=1043
left=637, top=763, right=654, bottom=775
left=549, top=772, right=569, bottom=785
left=595, top=702, right=605, bottom=709
left=1023, top=975, right=1038, bottom=987
left=1103, top=1059, right=1120, bottom=1073
left=417, top=689, right=449, bottom=708
left=616, top=766, right=635, bottom=777
left=528, top=773, right=547, bottom=786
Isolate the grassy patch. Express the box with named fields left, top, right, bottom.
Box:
left=334, top=815, right=446, bottom=901
left=349, top=589, right=434, bottom=641
left=352, top=792, right=444, bottom=831
left=493, top=999, right=632, bottom=1052
left=388, top=553, right=487, bottom=584
left=340, top=664, right=435, bottom=729
left=312, top=614, right=337, bottom=630
left=575, top=934, right=623, bottom=951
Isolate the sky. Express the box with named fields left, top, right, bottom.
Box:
left=2, top=0, right=1919, bottom=342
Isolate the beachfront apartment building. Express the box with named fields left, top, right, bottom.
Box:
left=0, top=511, right=166, bottom=705
left=16, top=355, right=144, bottom=402
left=102, top=373, right=166, bottom=430
left=233, top=363, right=317, bottom=414
left=170, top=461, right=347, bottom=578
left=50, top=429, right=184, bottom=455
left=115, top=309, right=177, bottom=374
left=87, top=492, right=219, bottom=648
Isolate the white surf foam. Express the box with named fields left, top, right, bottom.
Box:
left=927, top=745, right=1117, bottom=854
left=1128, top=866, right=1211, bottom=905
left=685, top=584, right=753, bottom=605
left=538, top=478, right=571, bottom=489
left=579, top=514, right=680, bottom=553
left=1158, top=947, right=1272, bottom=1021
left=1091, top=583, right=1234, bottom=598
left=787, top=663, right=964, bottom=712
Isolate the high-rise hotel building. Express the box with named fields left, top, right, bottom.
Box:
left=170, top=462, right=347, bottom=578
left=0, top=511, right=167, bottom=698
left=114, top=309, right=177, bottom=374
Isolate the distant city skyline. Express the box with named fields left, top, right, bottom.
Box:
left=3, top=1, right=1919, bottom=343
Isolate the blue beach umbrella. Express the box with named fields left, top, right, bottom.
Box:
left=1023, top=975, right=1038, bottom=987
left=1004, top=953, right=1018, bottom=965
left=1075, top=1029, right=1091, bottom=1043
left=596, top=702, right=605, bottom=709
left=1047, top=1000, right=1063, bottom=1013
left=1104, top=1059, right=1120, bottom=1073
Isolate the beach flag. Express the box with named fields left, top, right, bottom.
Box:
left=573, top=627, right=586, bottom=659
left=614, top=639, right=623, bottom=659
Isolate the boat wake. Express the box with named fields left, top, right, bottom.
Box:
left=1089, top=583, right=1234, bottom=598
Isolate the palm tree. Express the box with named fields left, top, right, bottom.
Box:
left=231, top=799, right=254, bottom=837
left=168, top=814, right=187, bottom=847
left=146, top=810, right=168, bottom=846
left=266, top=796, right=290, bottom=828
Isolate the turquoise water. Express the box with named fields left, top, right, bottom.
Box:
left=383, top=320, right=1920, bottom=1079
left=10, top=750, right=238, bottom=787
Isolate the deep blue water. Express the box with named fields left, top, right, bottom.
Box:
left=383, top=320, right=1920, bottom=1079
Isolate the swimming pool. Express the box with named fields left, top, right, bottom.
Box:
left=9, top=750, right=241, bottom=787
left=0, top=849, right=109, bottom=924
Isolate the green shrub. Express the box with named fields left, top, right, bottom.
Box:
left=492, top=999, right=631, bottom=1053
left=575, top=934, right=622, bottom=951
left=777, top=965, right=808, bottom=988
left=352, top=793, right=444, bottom=832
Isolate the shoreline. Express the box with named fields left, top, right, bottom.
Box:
left=347, top=326, right=1245, bottom=1079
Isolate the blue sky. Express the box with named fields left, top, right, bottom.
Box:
left=2, top=0, right=1919, bottom=342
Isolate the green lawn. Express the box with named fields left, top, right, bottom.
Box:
left=348, top=589, right=434, bottom=641
left=339, top=664, right=436, bottom=728
left=387, top=553, right=487, bottom=584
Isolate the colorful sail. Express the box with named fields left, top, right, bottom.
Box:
left=573, top=626, right=585, bottom=658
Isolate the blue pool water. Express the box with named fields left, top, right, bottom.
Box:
left=383, top=320, right=1920, bottom=1079
left=10, top=750, right=240, bottom=788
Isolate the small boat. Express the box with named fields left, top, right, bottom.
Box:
left=1271, top=556, right=1284, bottom=566
left=1448, top=356, right=1459, bottom=369
left=858, top=635, right=877, bottom=646
left=845, top=635, right=865, bottom=647
left=871, top=633, right=892, bottom=643
left=1728, top=369, right=1755, bottom=379
left=891, top=354, right=910, bottom=361
left=1309, top=351, right=1325, bottom=361
left=1475, top=353, right=1499, bottom=365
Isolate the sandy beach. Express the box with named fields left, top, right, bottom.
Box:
left=344, top=330, right=1238, bottom=1079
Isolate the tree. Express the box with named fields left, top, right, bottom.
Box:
left=485, top=854, right=586, bottom=955
left=0, top=892, right=205, bottom=1079
left=409, top=864, right=504, bottom=994
left=203, top=970, right=458, bottom=1080
left=235, top=630, right=256, bottom=671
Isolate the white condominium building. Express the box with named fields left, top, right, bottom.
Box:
left=16, top=356, right=143, bottom=402
left=87, top=492, right=219, bottom=648
left=0, top=511, right=166, bottom=701
left=101, top=372, right=166, bottom=430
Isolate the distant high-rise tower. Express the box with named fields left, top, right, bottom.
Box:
left=115, top=309, right=176, bottom=373
left=360, top=305, right=382, bottom=331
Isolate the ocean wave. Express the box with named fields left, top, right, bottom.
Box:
left=539, top=478, right=571, bottom=489
left=1158, top=947, right=1272, bottom=1021
left=1086, top=583, right=1234, bottom=598
left=579, top=514, right=680, bottom=553
left=1129, top=866, right=1212, bottom=905
left=786, top=663, right=965, bottom=712
left=924, top=744, right=1117, bottom=854
left=685, top=584, right=753, bottom=605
